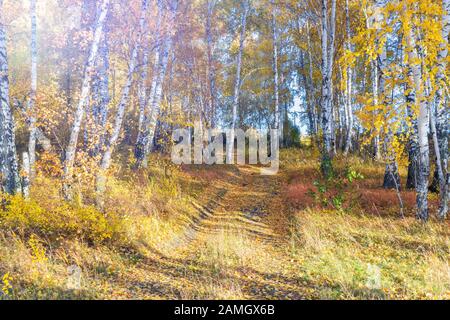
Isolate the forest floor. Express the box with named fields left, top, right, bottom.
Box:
left=0, top=149, right=449, bottom=300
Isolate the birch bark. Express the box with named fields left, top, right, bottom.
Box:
left=206, top=0, right=217, bottom=128
left=272, top=2, right=280, bottom=133
left=320, top=0, right=336, bottom=177
left=300, top=50, right=315, bottom=137
left=0, top=0, right=21, bottom=194
left=226, top=0, right=249, bottom=163
left=343, top=0, right=354, bottom=155
left=91, top=30, right=110, bottom=156
left=306, top=22, right=318, bottom=137
left=138, top=50, right=149, bottom=133
left=136, top=2, right=161, bottom=155
left=135, top=0, right=178, bottom=168
left=405, top=7, right=430, bottom=221
left=434, top=0, right=449, bottom=219
left=62, top=0, right=110, bottom=199
left=28, top=0, right=37, bottom=179
left=97, top=0, right=149, bottom=199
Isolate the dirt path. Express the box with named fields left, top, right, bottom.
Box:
left=120, top=165, right=313, bottom=299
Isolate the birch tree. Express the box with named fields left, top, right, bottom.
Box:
left=433, top=0, right=449, bottom=219
left=138, top=50, right=149, bottom=134
left=364, top=2, right=382, bottom=160
left=0, top=0, right=20, bottom=194
left=135, top=0, right=178, bottom=168
left=272, top=1, right=280, bottom=133
left=320, top=0, right=336, bottom=177
left=28, top=0, right=37, bottom=179
left=369, top=0, right=401, bottom=190
left=91, top=29, right=110, bottom=156
left=405, top=65, right=418, bottom=190
left=206, top=0, right=217, bottom=128
left=306, top=21, right=318, bottom=138
left=137, top=0, right=163, bottom=134
left=62, top=0, right=110, bottom=199
left=96, top=0, right=149, bottom=200
left=299, top=50, right=315, bottom=137
left=343, top=0, right=354, bottom=155
left=226, top=0, right=250, bottom=163
left=403, top=3, right=430, bottom=221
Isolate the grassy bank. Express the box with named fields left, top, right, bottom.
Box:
left=0, top=149, right=448, bottom=300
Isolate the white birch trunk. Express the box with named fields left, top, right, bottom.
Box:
left=300, top=49, right=315, bottom=137
left=206, top=0, right=217, bottom=128
left=138, top=50, right=149, bottom=133
left=28, top=0, right=37, bottom=179
left=62, top=0, right=110, bottom=199
left=135, top=0, right=163, bottom=165
left=406, top=65, right=418, bottom=190
left=306, top=22, right=318, bottom=136
left=226, top=1, right=249, bottom=163
left=405, top=7, right=430, bottom=221
left=22, top=152, right=30, bottom=199
left=320, top=0, right=336, bottom=176
left=365, top=4, right=382, bottom=160
left=328, top=0, right=337, bottom=155
left=272, top=3, right=280, bottom=133
left=140, top=39, right=172, bottom=167
left=343, top=0, right=354, bottom=155
left=434, top=0, right=450, bottom=219
left=96, top=0, right=149, bottom=199
left=135, top=0, right=178, bottom=168
left=0, top=0, right=21, bottom=195
left=91, top=30, right=110, bottom=156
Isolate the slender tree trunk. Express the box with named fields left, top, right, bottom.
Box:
left=306, top=22, right=318, bottom=137
left=430, top=101, right=444, bottom=194
left=0, top=0, right=21, bottom=194
left=91, top=30, right=110, bottom=156
left=272, top=3, right=280, bottom=133
left=300, top=50, right=315, bottom=137
left=137, top=0, right=153, bottom=134
left=97, top=0, right=149, bottom=201
left=22, top=152, right=30, bottom=199
left=405, top=7, right=430, bottom=221
left=320, top=0, right=330, bottom=154
left=226, top=1, right=249, bottom=163
left=28, top=0, right=37, bottom=179
left=135, top=49, right=160, bottom=165
left=343, top=0, right=353, bottom=155
left=328, top=0, right=336, bottom=155
left=135, top=0, right=178, bottom=168
left=434, top=0, right=450, bottom=219
left=142, top=40, right=172, bottom=166
left=62, top=0, right=110, bottom=200
left=365, top=6, right=382, bottom=160
left=371, top=59, right=381, bottom=160
left=406, top=67, right=418, bottom=190
left=135, top=0, right=163, bottom=164
left=338, top=91, right=345, bottom=150
left=138, top=50, right=149, bottom=133
left=320, top=0, right=336, bottom=177
left=206, top=0, right=217, bottom=128
left=371, top=0, right=401, bottom=189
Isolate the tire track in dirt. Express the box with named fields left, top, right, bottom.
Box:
left=163, top=188, right=228, bottom=252
left=179, top=166, right=285, bottom=253
left=133, top=165, right=308, bottom=299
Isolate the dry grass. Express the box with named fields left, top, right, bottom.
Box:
left=289, top=210, right=450, bottom=299
left=0, top=148, right=449, bottom=300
